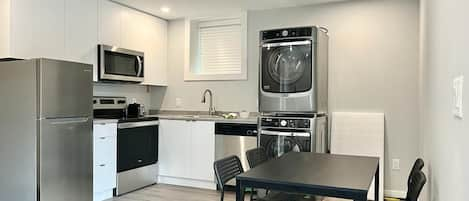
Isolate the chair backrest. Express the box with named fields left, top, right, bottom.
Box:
left=246, top=147, right=268, bottom=168
left=213, top=155, right=244, bottom=189
left=407, top=158, right=424, bottom=188
left=405, top=170, right=426, bottom=201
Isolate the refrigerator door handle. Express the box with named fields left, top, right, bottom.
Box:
left=48, top=117, right=89, bottom=125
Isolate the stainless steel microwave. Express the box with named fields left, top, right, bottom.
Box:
left=98, top=44, right=144, bottom=82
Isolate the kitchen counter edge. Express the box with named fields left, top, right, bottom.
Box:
left=147, top=115, right=258, bottom=124
left=93, top=119, right=119, bottom=124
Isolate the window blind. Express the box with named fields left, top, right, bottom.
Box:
left=198, top=18, right=242, bottom=75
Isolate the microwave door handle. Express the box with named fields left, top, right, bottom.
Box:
left=136, top=56, right=143, bottom=76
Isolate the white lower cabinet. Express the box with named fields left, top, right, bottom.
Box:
left=93, top=122, right=117, bottom=201
left=158, top=119, right=216, bottom=189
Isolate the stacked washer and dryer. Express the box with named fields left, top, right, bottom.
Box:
left=258, top=26, right=329, bottom=158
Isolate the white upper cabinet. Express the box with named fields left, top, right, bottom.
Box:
left=98, top=1, right=168, bottom=86
left=98, top=0, right=122, bottom=47
left=9, top=0, right=65, bottom=59
left=143, top=17, right=168, bottom=86
left=36, top=0, right=66, bottom=60
left=65, top=0, right=98, bottom=72
left=4, top=0, right=167, bottom=85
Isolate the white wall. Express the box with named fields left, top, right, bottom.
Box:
left=0, top=0, right=10, bottom=57
left=94, top=84, right=153, bottom=108
left=156, top=0, right=420, bottom=193
left=421, top=0, right=469, bottom=200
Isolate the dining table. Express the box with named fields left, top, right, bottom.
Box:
left=236, top=152, right=380, bottom=201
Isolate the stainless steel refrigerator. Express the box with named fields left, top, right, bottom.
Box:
left=0, top=58, right=93, bottom=201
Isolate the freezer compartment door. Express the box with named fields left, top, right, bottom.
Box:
left=39, top=59, right=93, bottom=118
left=39, top=117, right=93, bottom=201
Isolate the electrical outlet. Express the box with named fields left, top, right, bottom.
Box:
left=392, top=159, right=400, bottom=170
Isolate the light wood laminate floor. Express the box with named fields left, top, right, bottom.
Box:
left=108, top=184, right=248, bottom=201
left=107, top=184, right=347, bottom=201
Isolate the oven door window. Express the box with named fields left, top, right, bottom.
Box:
left=104, top=51, right=143, bottom=77
left=261, top=40, right=312, bottom=93
left=260, top=134, right=311, bottom=158
left=117, top=126, right=158, bottom=172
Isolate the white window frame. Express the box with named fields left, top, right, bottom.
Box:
left=184, top=13, right=247, bottom=81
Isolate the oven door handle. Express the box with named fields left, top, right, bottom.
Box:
left=118, top=121, right=159, bottom=129
left=260, top=130, right=311, bottom=137
left=261, top=40, right=311, bottom=48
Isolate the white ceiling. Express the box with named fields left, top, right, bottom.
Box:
left=112, top=0, right=346, bottom=20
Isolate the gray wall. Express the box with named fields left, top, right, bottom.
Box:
left=156, top=0, right=420, bottom=193
left=420, top=0, right=469, bottom=200
left=154, top=19, right=258, bottom=112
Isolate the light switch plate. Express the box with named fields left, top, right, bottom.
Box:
left=453, top=75, right=464, bottom=119
left=392, top=159, right=400, bottom=170
left=175, top=98, right=183, bottom=108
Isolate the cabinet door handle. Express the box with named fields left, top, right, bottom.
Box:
left=99, top=164, right=106, bottom=167
left=137, top=159, right=143, bottom=163
left=99, top=137, right=106, bottom=140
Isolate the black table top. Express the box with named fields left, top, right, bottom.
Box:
left=237, top=152, right=379, bottom=193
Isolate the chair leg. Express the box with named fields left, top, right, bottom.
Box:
left=250, top=188, right=254, bottom=201
left=220, top=188, right=224, bottom=201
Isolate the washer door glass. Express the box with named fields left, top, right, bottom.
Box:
left=261, top=40, right=312, bottom=93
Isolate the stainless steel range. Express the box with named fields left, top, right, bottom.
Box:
left=93, top=96, right=158, bottom=196
left=259, top=26, right=329, bottom=114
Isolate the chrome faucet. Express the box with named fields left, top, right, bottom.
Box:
left=201, top=89, right=216, bottom=115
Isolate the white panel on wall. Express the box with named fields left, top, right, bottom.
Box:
left=331, top=112, right=385, bottom=201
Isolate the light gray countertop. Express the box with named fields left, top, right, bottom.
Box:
left=147, top=110, right=258, bottom=124
left=93, top=119, right=119, bottom=124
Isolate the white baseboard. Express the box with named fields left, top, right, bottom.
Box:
left=93, top=190, right=113, bottom=201
left=158, top=175, right=217, bottom=190
left=384, top=190, right=406, bottom=198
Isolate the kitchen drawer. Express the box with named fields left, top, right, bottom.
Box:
left=93, top=162, right=116, bottom=193
left=94, top=135, right=116, bottom=165
left=94, top=123, right=117, bottom=138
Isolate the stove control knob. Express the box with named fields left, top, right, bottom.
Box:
left=280, top=120, right=288, bottom=127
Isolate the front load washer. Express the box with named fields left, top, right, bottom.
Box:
left=259, top=26, right=329, bottom=114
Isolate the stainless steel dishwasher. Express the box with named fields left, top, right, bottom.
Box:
left=215, top=122, right=258, bottom=187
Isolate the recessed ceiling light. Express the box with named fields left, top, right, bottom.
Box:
left=160, top=6, right=170, bottom=13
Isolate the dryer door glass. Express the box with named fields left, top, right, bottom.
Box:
left=261, top=40, right=312, bottom=93
left=259, top=134, right=311, bottom=158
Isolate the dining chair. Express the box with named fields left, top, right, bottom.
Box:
left=246, top=147, right=269, bottom=200
left=404, top=170, right=426, bottom=201
left=407, top=158, right=424, bottom=189
left=214, top=155, right=315, bottom=201
left=214, top=155, right=245, bottom=201
left=246, top=147, right=269, bottom=168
